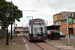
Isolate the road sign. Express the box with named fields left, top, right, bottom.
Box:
left=68, top=18, right=72, bottom=23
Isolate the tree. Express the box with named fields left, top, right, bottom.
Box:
left=0, top=0, right=23, bottom=29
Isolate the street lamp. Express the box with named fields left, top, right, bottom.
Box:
left=5, top=11, right=10, bottom=45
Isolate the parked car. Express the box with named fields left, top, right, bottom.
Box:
left=60, top=32, right=66, bottom=37
left=54, top=31, right=66, bottom=37
left=21, top=32, right=23, bottom=33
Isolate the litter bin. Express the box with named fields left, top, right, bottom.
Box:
left=50, top=31, right=60, bottom=40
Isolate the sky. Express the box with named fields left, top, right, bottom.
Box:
left=6, top=0, right=75, bottom=30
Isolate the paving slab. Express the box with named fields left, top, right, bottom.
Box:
left=0, top=35, right=26, bottom=50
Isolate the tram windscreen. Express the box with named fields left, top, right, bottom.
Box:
left=33, top=24, right=45, bottom=34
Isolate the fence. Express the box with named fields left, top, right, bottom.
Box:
left=0, top=29, right=7, bottom=39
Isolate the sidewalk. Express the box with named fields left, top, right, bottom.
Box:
left=66, top=34, right=75, bottom=38
left=0, top=35, right=26, bottom=50
left=48, top=35, right=75, bottom=49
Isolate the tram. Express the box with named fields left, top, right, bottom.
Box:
left=26, top=18, right=47, bottom=41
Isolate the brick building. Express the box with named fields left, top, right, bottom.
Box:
left=53, top=11, right=75, bottom=35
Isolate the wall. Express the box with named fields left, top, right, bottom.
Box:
left=53, top=15, right=57, bottom=22
left=57, top=15, right=62, bottom=20
left=61, top=21, right=67, bottom=34
left=61, top=19, right=75, bottom=35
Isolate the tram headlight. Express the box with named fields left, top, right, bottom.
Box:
left=43, top=35, right=45, bottom=36
left=33, top=35, right=36, bottom=37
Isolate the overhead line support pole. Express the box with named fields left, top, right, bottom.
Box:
left=67, top=17, right=70, bottom=44
left=11, top=1, right=13, bottom=39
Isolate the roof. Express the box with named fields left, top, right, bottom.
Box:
left=46, top=25, right=61, bottom=30
left=60, top=11, right=75, bottom=17
left=53, top=11, right=75, bottom=22
left=53, top=13, right=62, bottom=16
left=53, top=11, right=75, bottom=17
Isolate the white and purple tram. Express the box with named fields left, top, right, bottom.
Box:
left=27, top=18, right=47, bottom=41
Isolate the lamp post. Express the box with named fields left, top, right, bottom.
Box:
left=67, top=16, right=70, bottom=44
left=5, top=11, right=10, bottom=45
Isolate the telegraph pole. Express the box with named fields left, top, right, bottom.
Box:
left=67, top=17, right=73, bottom=44
left=11, top=1, right=13, bottom=39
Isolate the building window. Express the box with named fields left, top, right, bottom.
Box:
left=72, top=13, right=74, bottom=17
left=59, top=22, right=61, bottom=25
left=63, top=17, right=65, bottom=20
left=66, top=22, right=67, bottom=25
left=65, top=16, right=67, bottom=19
left=63, top=23, right=64, bottom=25
left=56, top=22, right=58, bottom=25
left=62, top=23, right=63, bottom=25
left=54, top=16, right=56, bottom=19
left=58, top=16, right=59, bottom=19
left=64, top=22, right=65, bottom=25
left=69, top=14, right=71, bottom=17
left=68, top=22, right=70, bottom=25
left=66, top=16, right=68, bottom=19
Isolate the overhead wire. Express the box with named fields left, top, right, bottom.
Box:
left=32, top=0, right=40, bottom=12
left=27, top=0, right=40, bottom=20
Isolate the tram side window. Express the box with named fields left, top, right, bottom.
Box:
left=74, top=20, right=75, bottom=24
left=40, top=27, right=43, bottom=32
left=29, top=25, right=31, bottom=34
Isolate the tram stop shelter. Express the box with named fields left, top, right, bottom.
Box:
left=46, top=25, right=61, bottom=30
left=46, top=25, right=61, bottom=40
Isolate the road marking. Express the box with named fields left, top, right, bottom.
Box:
left=23, top=38, right=29, bottom=50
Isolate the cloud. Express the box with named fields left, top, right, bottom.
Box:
left=6, top=0, right=75, bottom=26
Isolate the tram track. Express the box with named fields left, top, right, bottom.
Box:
left=23, top=35, right=61, bottom=50
left=45, top=42, right=61, bottom=50
left=34, top=43, right=44, bottom=50
left=34, top=42, right=61, bottom=50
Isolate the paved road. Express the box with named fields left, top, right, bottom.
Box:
left=23, top=33, right=74, bottom=50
